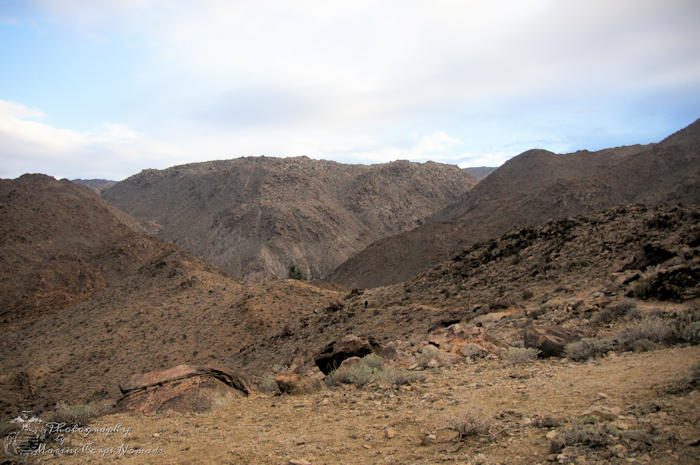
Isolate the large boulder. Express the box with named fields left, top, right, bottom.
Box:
left=315, top=335, right=375, bottom=374
left=523, top=325, right=582, bottom=357
left=116, top=364, right=253, bottom=415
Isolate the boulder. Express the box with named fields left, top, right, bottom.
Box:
left=274, top=372, right=324, bottom=395
left=428, top=323, right=508, bottom=356
left=523, top=325, right=582, bottom=357
left=115, top=364, right=252, bottom=415
left=315, top=335, right=375, bottom=374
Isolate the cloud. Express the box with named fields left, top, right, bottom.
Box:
left=0, top=100, right=186, bottom=180
left=3, top=1, right=697, bottom=178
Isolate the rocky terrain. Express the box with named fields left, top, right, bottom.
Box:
left=329, top=119, right=700, bottom=288
left=2, top=176, right=698, bottom=436
left=101, top=157, right=476, bottom=281
left=0, top=175, right=342, bottom=418
left=1, top=122, right=699, bottom=465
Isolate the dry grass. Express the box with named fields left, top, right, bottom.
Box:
left=565, top=337, right=613, bottom=362
left=325, top=355, right=422, bottom=388
left=43, top=402, right=99, bottom=427
left=505, top=347, right=539, bottom=366
left=443, top=408, right=495, bottom=443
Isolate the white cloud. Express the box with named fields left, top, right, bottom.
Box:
left=0, top=100, right=186, bottom=180
left=5, top=0, right=698, bottom=178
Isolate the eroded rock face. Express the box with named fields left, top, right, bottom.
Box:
left=116, top=364, right=253, bottom=415
left=315, top=335, right=376, bottom=374
left=523, top=326, right=582, bottom=357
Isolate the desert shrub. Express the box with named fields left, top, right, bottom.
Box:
left=505, top=347, right=539, bottom=366
left=326, top=363, right=376, bottom=388
left=257, top=374, right=280, bottom=394
left=679, top=321, right=700, bottom=344
left=362, top=353, right=384, bottom=370
left=44, top=402, right=98, bottom=427
left=382, top=366, right=423, bottom=386
left=551, top=421, right=617, bottom=451
left=616, top=318, right=678, bottom=350
left=287, top=265, right=307, bottom=281
left=325, top=355, right=421, bottom=388
left=444, top=408, right=495, bottom=442
left=593, top=300, right=637, bottom=325
left=565, top=337, right=613, bottom=362
left=685, top=363, right=700, bottom=388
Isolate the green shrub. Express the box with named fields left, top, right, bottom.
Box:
left=565, top=337, right=613, bottom=362
left=505, top=347, right=539, bottom=366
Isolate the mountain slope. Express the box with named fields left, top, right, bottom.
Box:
left=0, top=174, right=344, bottom=417
left=329, top=119, right=700, bottom=288
left=1, top=176, right=697, bottom=422
left=102, top=157, right=476, bottom=281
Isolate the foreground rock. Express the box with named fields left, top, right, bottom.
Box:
left=116, top=364, right=253, bottom=415
left=315, top=335, right=376, bottom=374
left=523, top=325, right=582, bottom=357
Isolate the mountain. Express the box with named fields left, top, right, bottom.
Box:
left=463, top=166, right=497, bottom=181
left=0, top=174, right=153, bottom=320
left=71, top=178, right=116, bottom=193
left=101, top=156, right=477, bottom=281
left=329, top=118, right=700, bottom=288
left=2, top=173, right=697, bottom=431
left=0, top=174, right=343, bottom=417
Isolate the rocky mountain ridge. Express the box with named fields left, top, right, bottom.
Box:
left=102, top=156, right=477, bottom=282
left=329, top=119, right=700, bottom=288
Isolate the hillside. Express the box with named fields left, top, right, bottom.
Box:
left=101, top=157, right=477, bottom=281
left=329, top=119, right=700, bottom=288
left=0, top=175, right=344, bottom=418
left=1, top=175, right=698, bottom=464
left=2, top=194, right=697, bottom=419
left=0, top=174, right=153, bottom=320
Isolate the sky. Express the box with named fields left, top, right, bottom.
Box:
left=1, top=0, right=699, bottom=180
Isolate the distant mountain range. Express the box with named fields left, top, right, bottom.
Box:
left=101, top=157, right=477, bottom=281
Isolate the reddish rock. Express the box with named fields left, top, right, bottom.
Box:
left=523, top=326, right=582, bottom=357
left=115, top=364, right=252, bottom=415
left=428, top=323, right=508, bottom=356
